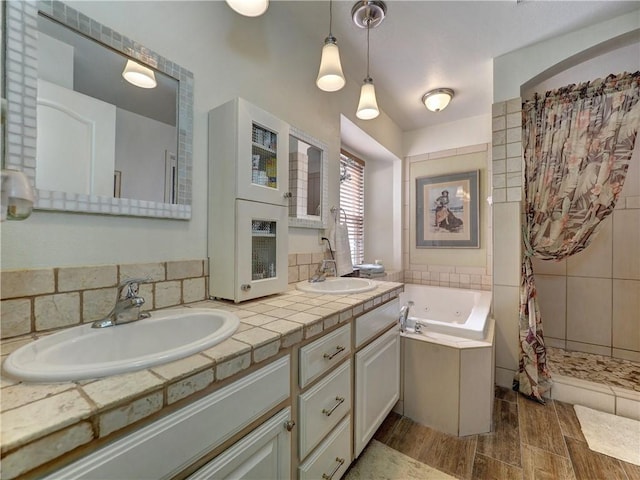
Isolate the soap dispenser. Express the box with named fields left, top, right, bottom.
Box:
left=1, top=169, right=36, bottom=221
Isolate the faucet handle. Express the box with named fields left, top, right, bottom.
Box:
left=117, top=277, right=151, bottom=298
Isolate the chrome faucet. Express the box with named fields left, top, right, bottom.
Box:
left=92, top=278, right=151, bottom=328
left=309, top=259, right=337, bottom=283
left=399, top=301, right=414, bottom=333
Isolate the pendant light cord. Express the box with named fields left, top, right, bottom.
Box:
left=366, top=17, right=371, bottom=78
left=329, top=0, right=333, bottom=37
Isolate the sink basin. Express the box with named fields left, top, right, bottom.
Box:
left=296, top=277, right=376, bottom=294
left=2, top=308, right=240, bottom=383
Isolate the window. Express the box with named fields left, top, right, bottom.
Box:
left=340, top=150, right=365, bottom=265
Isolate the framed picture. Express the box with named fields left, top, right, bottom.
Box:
left=416, top=170, right=479, bottom=248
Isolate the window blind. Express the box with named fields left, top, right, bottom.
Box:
left=339, top=151, right=365, bottom=265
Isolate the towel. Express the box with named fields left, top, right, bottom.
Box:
left=329, top=220, right=353, bottom=277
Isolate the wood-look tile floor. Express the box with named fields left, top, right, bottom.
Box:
left=369, top=387, right=640, bottom=480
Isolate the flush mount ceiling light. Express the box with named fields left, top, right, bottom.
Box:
left=316, top=0, right=346, bottom=92
left=122, top=59, right=157, bottom=89
left=353, top=0, right=386, bottom=120
left=225, top=0, right=269, bottom=17
left=422, top=88, right=454, bottom=112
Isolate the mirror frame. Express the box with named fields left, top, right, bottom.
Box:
left=3, top=0, right=194, bottom=219
left=288, top=126, right=328, bottom=229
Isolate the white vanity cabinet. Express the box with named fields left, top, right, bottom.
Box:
left=297, top=324, right=352, bottom=480
left=43, top=356, right=290, bottom=480
left=208, top=98, right=289, bottom=302
left=353, top=300, right=401, bottom=458
left=187, top=408, right=291, bottom=480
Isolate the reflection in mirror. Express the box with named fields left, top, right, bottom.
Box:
left=3, top=1, right=193, bottom=219
left=288, top=127, right=328, bottom=229
left=38, top=13, right=179, bottom=203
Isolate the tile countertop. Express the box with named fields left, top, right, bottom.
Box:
left=0, top=280, right=403, bottom=479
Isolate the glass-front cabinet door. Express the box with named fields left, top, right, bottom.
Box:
left=236, top=200, right=288, bottom=302
left=237, top=99, right=289, bottom=206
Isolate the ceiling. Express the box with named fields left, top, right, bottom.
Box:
left=280, top=1, right=640, bottom=133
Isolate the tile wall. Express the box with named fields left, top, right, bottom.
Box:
left=533, top=150, right=640, bottom=362
left=1, top=260, right=208, bottom=340
left=403, top=144, right=493, bottom=292
left=1, top=254, right=403, bottom=341
left=491, top=98, right=523, bottom=388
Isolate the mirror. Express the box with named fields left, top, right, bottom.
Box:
left=3, top=1, right=194, bottom=219
left=288, top=127, right=328, bottom=229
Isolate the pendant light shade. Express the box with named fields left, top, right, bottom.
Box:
left=356, top=78, right=379, bottom=120
left=317, top=0, right=345, bottom=92
left=352, top=1, right=386, bottom=121
left=422, top=88, right=454, bottom=112
left=317, top=37, right=346, bottom=92
left=225, top=0, right=269, bottom=17
left=122, top=60, right=157, bottom=89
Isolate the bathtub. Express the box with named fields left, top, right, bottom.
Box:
left=399, top=283, right=494, bottom=437
left=399, top=283, right=492, bottom=340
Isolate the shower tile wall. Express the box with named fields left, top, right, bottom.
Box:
left=534, top=146, right=640, bottom=362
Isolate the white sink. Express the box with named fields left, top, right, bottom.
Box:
left=296, top=277, right=376, bottom=294
left=2, top=308, right=240, bottom=383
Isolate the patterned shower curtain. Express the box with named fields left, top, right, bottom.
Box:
left=514, top=71, right=640, bottom=403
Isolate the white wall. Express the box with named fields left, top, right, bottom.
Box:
left=1, top=1, right=404, bottom=269
left=494, top=10, right=640, bottom=102
left=403, top=114, right=491, bottom=157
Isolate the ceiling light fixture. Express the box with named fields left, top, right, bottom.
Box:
left=422, top=88, right=454, bottom=112
left=122, top=59, right=157, bottom=89
left=225, top=0, right=269, bottom=17
left=316, top=0, right=346, bottom=92
left=353, top=0, right=386, bottom=121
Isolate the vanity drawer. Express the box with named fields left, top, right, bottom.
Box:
left=298, top=360, right=351, bottom=459
left=299, top=416, right=351, bottom=480
left=355, top=298, right=399, bottom=348
left=299, top=324, right=351, bottom=388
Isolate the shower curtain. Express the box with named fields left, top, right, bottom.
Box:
left=514, top=71, right=640, bottom=403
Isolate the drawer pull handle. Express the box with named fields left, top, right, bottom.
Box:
left=322, top=457, right=345, bottom=480
left=284, top=420, right=296, bottom=432
left=323, top=345, right=345, bottom=360
left=322, top=396, right=345, bottom=417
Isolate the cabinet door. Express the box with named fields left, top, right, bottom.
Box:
left=237, top=99, right=289, bottom=206
left=354, top=328, right=400, bottom=458
left=236, top=199, right=288, bottom=301
left=187, top=408, right=291, bottom=480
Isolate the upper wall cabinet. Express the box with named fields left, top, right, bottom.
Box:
left=208, top=99, right=289, bottom=302
left=288, top=128, right=328, bottom=230
left=3, top=1, right=194, bottom=219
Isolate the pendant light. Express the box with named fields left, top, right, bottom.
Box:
left=122, top=59, right=157, bottom=89
left=352, top=1, right=386, bottom=120
left=316, top=0, right=346, bottom=92
left=225, top=0, right=269, bottom=17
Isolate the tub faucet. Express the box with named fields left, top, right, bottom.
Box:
left=399, top=301, right=414, bottom=333
left=92, top=278, right=151, bottom=328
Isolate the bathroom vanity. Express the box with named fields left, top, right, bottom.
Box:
left=0, top=281, right=403, bottom=480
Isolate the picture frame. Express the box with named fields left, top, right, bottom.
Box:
left=416, top=170, right=479, bottom=248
